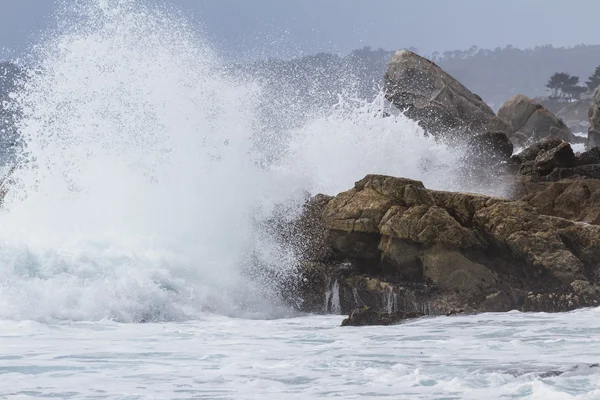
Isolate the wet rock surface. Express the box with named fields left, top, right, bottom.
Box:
left=280, top=52, right=600, bottom=324
left=341, top=307, right=424, bottom=327
left=496, top=95, right=577, bottom=144
left=286, top=174, right=600, bottom=319
left=515, top=139, right=600, bottom=183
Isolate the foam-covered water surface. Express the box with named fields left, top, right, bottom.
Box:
left=2, top=310, right=600, bottom=399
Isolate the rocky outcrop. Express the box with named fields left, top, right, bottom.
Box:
left=520, top=179, right=600, bottom=225
left=589, top=87, right=600, bottom=149
left=496, top=95, right=577, bottom=144
left=384, top=50, right=495, bottom=137
left=516, top=139, right=600, bottom=183
left=279, top=54, right=600, bottom=326
left=287, top=174, right=600, bottom=323
left=341, top=307, right=424, bottom=327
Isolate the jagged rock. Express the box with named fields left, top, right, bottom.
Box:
left=514, top=139, right=600, bottom=182
left=518, top=141, right=576, bottom=179
left=544, top=164, right=600, bottom=181
left=384, top=50, right=494, bottom=137
left=290, top=174, right=600, bottom=317
left=571, top=280, right=600, bottom=297
left=341, top=307, right=423, bottom=327
left=496, top=95, right=577, bottom=143
left=324, top=175, right=593, bottom=287
left=577, top=146, right=600, bottom=166
left=474, top=201, right=583, bottom=284
left=421, top=245, right=497, bottom=294
left=589, top=87, right=600, bottom=149
left=531, top=142, right=576, bottom=172
left=514, top=137, right=564, bottom=163
left=521, top=291, right=597, bottom=312
left=521, top=179, right=600, bottom=224
left=479, top=291, right=517, bottom=312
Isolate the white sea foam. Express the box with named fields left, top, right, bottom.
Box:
left=2, top=310, right=600, bottom=399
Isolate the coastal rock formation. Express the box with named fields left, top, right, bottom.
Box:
left=287, top=174, right=600, bottom=324
left=281, top=53, right=600, bottom=326
left=521, top=179, right=600, bottom=224
left=589, top=87, right=600, bottom=148
left=496, top=95, right=577, bottom=144
left=384, top=50, right=495, bottom=137
left=341, top=307, right=424, bottom=327
left=515, top=138, right=600, bottom=182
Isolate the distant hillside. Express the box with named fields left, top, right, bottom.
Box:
left=242, top=45, right=600, bottom=111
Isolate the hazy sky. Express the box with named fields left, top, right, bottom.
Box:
left=1, top=0, right=599, bottom=60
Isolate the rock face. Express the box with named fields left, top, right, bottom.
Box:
left=287, top=174, right=600, bottom=322
left=341, top=307, right=423, bottom=327
left=279, top=55, right=600, bottom=325
left=496, top=95, right=577, bottom=144
left=521, top=179, right=600, bottom=224
left=516, top=139, right=600, bottom=183
left=384, top=50, right=495, bottom=136
left=589, top=87, right=600, bottom=149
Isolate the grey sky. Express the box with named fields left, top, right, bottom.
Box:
left=1, top=0, right=599, bottom=61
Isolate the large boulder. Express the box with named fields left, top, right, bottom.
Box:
left=496, top=95, right=577, bottom=144
left=589, top=87, right=600, bottom=149
left=290, top=174, right=600, bottom=317
left=384, top=50, right=495, bottom=137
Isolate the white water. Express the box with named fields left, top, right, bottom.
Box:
left=0, top=0, right=471, bottom=323
left=1, top=1, right=598, bottom=398
left=324, top=278, right=341, bottom=314
left=3, top=311, right=600, bottom=399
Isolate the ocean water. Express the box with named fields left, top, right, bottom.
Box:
left=1, top=1, right=598, bottom=399
left=2, top=311, right=600, bottom=399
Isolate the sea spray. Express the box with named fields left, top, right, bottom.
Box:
left=0, top=0, right=478, bottom=322
left=0, top=0, right=287, bottom=321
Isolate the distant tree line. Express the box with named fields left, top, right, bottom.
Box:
left=545, top=64, right=600, bottom=104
